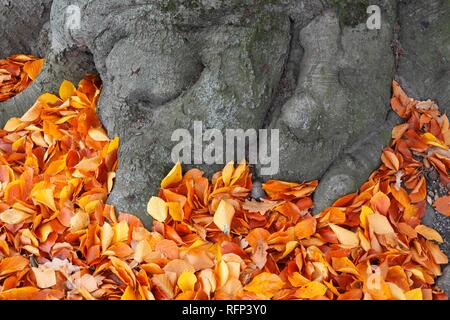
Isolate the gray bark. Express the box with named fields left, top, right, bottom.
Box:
left=0, top=0, right=448, bottom=291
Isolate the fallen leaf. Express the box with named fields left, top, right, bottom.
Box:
left=161, top=162, right=182, bottom=188
left=32, top=267, right=56, bottom=289
left=147, top=196, right=168, bottom=222
left=329, top=224, right=359, bottom=248
left=177, top=271, right=197, bottom=293
left=213, top=199, right=235, bottom=234
left=415, top=225, right=444, bottom=243
left=244, top=272, right=284, bottom=299
left=295, top=281, right=328, bottom=299
left=434, top=196, right=450, bottom=216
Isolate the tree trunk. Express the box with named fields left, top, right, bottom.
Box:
left=0, top=0, right=449, bottom=291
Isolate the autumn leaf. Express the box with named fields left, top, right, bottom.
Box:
left=242, top=198, right=280, bottom=215
left=213, top=199, right=235, bottom=234
left=329, top=223, right=359, bottom=248
left=294, top=217, right=316, bottom=240
left=59, top=80, right=75, bottom=100
left=0, top=256, right=29, bottom=276
left=415, top=225, right=443, bottom=243
left=370, top=191, right=390, bottom=215
left=147, top=196, right=168, bottom=222
left=244, top=273, right=284, bottom=299
left=161, top=162, right=182, bottom=188
left=434, top=196, right=450, bottom=217
left=32, top=267, right=57, bottom=289
left=177, top=271, right=197, bottom=292
left=0, top=72, right=448, bottom=301
left=23, top=58, right=44, bottom=80
left=0, top=208, right=31, bottom=224
left=367, top=213, right=395, bottom=235
left=295, top=281, right=328, bottom=299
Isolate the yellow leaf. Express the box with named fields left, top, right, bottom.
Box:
left=113, top=220, right=129, bottom=243
left=230, top=159, right=247, bottom=185
left=101, top=222, right=114, bottom=252
left=59, top=80, right=75, bottom=100
left=358, top=230, right=371, bottom=251
left=37, top=223, right=52, bottom=242
left=177, top=271, right=197, bottom=293
left=295, top=281, right=328, bottom=299
left=167, top=201, right=184, bottom=221
left=360, top=205, right=373, bottom=230
left=405, top=288, right=422, bottom=300
left=213, top=199, right=235, bottom=234
left=421, top=132, right=448, bottom=150
left=33, top=188, right=57, bottom=211
left=222, top=161, right=234, bottom=186
left=387, top=282, right=406, bottom=300
left=121, top=286, right=140, bottom=300
left=329, top=223, right=359, bottom=248
left=280, top=241, right=298, bottom=259
left=161, top=162, right=182, bottom=188
left=217, top=260, right=229, bottom=288
left=244, top=272, right=284, bottom=299
left=11, top=135, right=26, bottom=152
left=45, top=157, right=67, bottom=175
left=38, top=93, right=62, bottom=105
left=331, top=257, right=359, bottom=276
left=147, top=196, right=168, bottom=222
left=107, top=136, right=120, bottom=154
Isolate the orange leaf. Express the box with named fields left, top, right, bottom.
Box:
left=0, top=256, right=29, bottom=276
left=23, top=58, right=44, bottom=80
left=370, top=191, right=390, bottom=215
left=294, top=217, right=316, bottom=240
left=161, top=162, right=182, bottom=188
left=434, top=196, right=450, bottom=216
left=244, top=272, right=284, bottom=299
left=415, top=225, right=443, bottom=243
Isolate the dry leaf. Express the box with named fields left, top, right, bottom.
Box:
left=213, top=199, right=235, bottom=234
left=329, top=224, right=359, bottom=248
left=147, top=196, right=168, bottom=222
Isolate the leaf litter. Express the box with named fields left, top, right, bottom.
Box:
left=0, top=55, right=45, bottom=102
left=0, top=58, right=448, bottom=300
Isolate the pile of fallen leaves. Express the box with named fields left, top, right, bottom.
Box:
left=0, top=55, right=44, bottom=102
left=0, top=68, right=448, bottom=300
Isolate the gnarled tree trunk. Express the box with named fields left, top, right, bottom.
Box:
left=1, top=0, right=449, bottom=291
